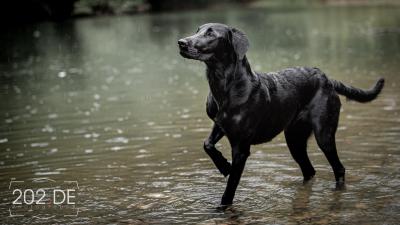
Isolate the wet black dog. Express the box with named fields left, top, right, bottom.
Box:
left=178, top=23, right=384, bottom=206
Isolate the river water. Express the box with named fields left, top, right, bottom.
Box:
left=0, top=5, right=399, bottom=225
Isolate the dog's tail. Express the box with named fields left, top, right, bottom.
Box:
left=330, top=78, right=385, bottom=103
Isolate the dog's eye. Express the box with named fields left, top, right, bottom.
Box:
left=205, top=29, right=213, bottom=37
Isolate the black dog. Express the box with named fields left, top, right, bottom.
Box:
left=178, top=23, right=384, bottom=206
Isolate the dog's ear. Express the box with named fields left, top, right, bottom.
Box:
left=229, top=27, right=249, bottom=60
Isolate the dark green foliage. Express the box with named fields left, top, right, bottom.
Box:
left=1, top=0, right=77, bottom=24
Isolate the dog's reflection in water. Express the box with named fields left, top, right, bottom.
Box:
left=202, top=180, right=345, bottom=225
left=290, top=180, right=345, bottom=224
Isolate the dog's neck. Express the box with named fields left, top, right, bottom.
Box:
left=205, top=55, right=256, bottom=107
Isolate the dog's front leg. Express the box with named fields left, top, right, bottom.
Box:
left=204, top=124, right=231, bottom=177
left=220, top=143, right=250, bottom=206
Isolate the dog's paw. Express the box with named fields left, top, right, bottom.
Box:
left=216, top=204, right=232, bottom=211
left=335, top=177, right=346, bottom=190
left=303, top=174, right=315, bottom=183
left=219, top=162, right=232, bottom=177
left=302, top=170, right=316, bottom=183
left=220, top=195, right=234, bottom=207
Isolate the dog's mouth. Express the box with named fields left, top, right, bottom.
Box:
left=179, top=46, right=200, bottom=60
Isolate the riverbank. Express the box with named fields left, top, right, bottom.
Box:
left=2, top=0, right=399, bottom=25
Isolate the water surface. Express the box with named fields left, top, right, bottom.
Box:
left=1, top=5, right=400, bottom=224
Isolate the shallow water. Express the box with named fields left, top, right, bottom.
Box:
left=1, top=5, right=400, bottom=224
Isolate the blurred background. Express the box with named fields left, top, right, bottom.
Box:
left=1, top=0, right=399, bottom=224
left=0, top=0, right=399, bottom=23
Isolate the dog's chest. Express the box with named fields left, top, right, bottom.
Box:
left=218, top=111, right=243, bottom=125
left=214, top=110, right=253, bottom=138
left=214, top=103, right=287, bottom=144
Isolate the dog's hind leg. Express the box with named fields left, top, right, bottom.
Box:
left=311, top=92, right=345, bottom=187
left=204, top=124, right=231, bottom=177
left=284, top=119, right=315, bottom=182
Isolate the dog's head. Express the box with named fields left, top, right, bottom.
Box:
left=178, top=23, right=249, bottom=62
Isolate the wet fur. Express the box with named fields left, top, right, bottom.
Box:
left=178, top=23, right=384, bottom=206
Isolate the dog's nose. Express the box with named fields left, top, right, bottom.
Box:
left=178, top=39, right=188, bottom=47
